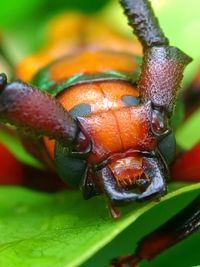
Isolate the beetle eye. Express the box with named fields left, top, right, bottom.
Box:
left=151, top=109, right=169, bottom=136
left=70, top=103, right=91, bottom=118
left=121, top=95, right=140, bottom=106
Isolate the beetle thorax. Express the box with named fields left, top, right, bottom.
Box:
left=44, top=80, right=156, bottom=163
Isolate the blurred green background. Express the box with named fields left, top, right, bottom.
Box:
left=0, top=1, right=200, bottom=267
left=1, top=0, right=200, bottom=80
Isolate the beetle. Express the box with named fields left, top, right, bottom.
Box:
left=0, top=0, right=192, bottom=205
left=0, top=0, right=199, bottom=266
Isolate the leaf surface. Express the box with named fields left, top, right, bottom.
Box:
left=0, top=183, right=199, bottom=267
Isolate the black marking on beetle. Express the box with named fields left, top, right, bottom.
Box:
left=121, top=95, right=140, bottom=106
left=70, top=103, right=92, bottom=118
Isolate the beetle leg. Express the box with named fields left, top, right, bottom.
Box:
left=120, top=0, right=169, bottom=48
left=111, top=195, right=200, bottom=267
left=120, top=0, right=191, bottom=116
left=97, top=166, right=138, bottom=205
left=0, top=73, right=78, bottom=147
left=137, top=157, right=167, bottom=201
left=138, top=46, right=192, bottom=116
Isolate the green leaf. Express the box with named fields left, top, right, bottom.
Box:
left=0, top=128, right=43, bottom=169
left=83, top=188, right=200, bottom=267
left=0, top=0, right=108, bottom=28
left=0, top=0, right=41, bottom=28
left=0, top=183, right=199, bottom=267
left=176, top=108, right=200, bottom=149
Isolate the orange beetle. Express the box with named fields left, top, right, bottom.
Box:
left=0, top=0, right=191, bottom=205
left=0, top=1, right=199, bottom=266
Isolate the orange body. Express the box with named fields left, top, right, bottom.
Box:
left=58, top=80, right=155, bottom=160
left=44, top=78, right=156, bottom=186
left=16, top=13, right=142, bottom=82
